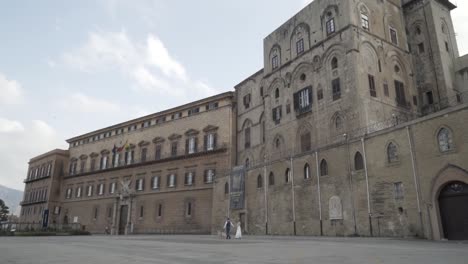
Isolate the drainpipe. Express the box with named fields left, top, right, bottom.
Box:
left=263, top=155, right=268, bottom=235
left=345, top=134, right=358, bottom=234
left=315, top=151, right=323, bottom=236
left=407, top=126, right=424, bottom=237
left=361, top=137, right=373, bottom=236
left=290, top=156, right=296, bottom=235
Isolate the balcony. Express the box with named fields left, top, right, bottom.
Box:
left=64, top=144, right=228, bottom=178
left=23, top=175, right=51, bottom=184
left=20, top=199, right=48, bottom=206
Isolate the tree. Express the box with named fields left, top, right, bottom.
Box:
left=0, top=199, right=10, bottom=222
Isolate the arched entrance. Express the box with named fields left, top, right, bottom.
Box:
left=438, top=182, right=468, bottom=240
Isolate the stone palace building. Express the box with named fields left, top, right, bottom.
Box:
left=20, top=0, right=468, bottom=240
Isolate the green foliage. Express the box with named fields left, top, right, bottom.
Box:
left=0, top=199, right=9, bottom=221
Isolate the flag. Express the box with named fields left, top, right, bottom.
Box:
left=117, top=140, right=128, bottom=152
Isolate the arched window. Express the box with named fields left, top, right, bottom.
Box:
left=275, top=138, right=281, bottom=149
left=285, top=168, right=291, bottom=183
left=269, top=172, right=275, bottom=186
left=245, top=158, right=250, bottom=168
left=331, top=57, right=338, bottom=70
left=438, top=128, right=454, bottom=152
left=387, top=142, right=399, bottom=163
left=335, top=116, right=343, bottom=130
left=224, top=182, right=229, bottom=194
left=320, top=159, right=328, bottom=176
left=257, top=175, right=263, bottom=188
left=275, top=88, right=280, bottom=99
left=304, top=163, right=310, bottom=179
left=354, top=152, right=364, bottom=171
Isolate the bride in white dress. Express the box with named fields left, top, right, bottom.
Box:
left=235, top=221, right=242, bottom=239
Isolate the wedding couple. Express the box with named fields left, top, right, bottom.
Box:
left=223, top=217, right=242, bottom=239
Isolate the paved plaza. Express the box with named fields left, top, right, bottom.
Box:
left=0, top=235, right=467, bottom=264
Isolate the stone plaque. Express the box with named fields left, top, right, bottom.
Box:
left=329, top=196, right=343, bottom=220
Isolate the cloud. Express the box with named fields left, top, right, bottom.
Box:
left=0, top=119, right=66, bottom=190
left=61, top=30, right=220, bottom=98
left=0, top=118, right=24, bottom=133
left=0, top=73, right=24, bottom=105
left=61, top=93, right=120, bottom=113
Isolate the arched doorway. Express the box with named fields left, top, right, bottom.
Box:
left=438, top=182, right=468, bottom=240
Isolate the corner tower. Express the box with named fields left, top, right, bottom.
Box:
left=402, top=0, right=460, bottom=114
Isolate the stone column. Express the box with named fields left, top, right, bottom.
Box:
left=111, top=198, right=118, bottom=235
left=125, top=197, right=132, bottom=235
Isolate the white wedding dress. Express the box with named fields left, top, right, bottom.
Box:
left=235, top=222, right=242, bottom=239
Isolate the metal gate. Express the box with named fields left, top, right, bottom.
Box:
left=438, top=182, right=468, bottom=240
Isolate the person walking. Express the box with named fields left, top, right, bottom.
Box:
left=223, top=217, right=234, bottom=239
left=235, top=221, right=242, bottom=239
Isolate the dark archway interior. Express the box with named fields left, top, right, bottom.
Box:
left=438, top=181, right=468, bottom=240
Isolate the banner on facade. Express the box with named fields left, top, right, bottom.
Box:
left=42, top=209, right=49, bottom=228
left=230, top=165, right=245, bottom=210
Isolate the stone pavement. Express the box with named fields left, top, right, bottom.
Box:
left=0, top=235, right=467, bottom=264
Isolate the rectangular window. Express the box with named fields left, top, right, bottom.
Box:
left=76, top=187, right=82, bottom=198
left=186, top=202, right=192, bottom=217
left=90, top=159, right=96, bottom=172
left=98, top=184, right=104, bottom=195
left=188, top=107, right=200, bottom=116
left=139, top=206, right=144, bottom=218
left=206, top=102, right=219, bottom=110
left=158, top=204, right=162, bottom=217
left=66, top=188, right=72, bottom=199
left=317, top=89, right=323, bottom=101
left=152, top=176, right=160, bottom=189
left=168, top=174, right=176, bottom=188
left=206, top=133, right=216, bottom=151
left=361, top=13, right=369, bottom=30
left=205, top=169, right=214, bottom=183
left=296, top=38, right=304, bottom=54
left=390, top=27, right=398, bottom=45
left=125, top=150, right=134, bottom=165
left=137, top=179, right=144, bottom=191
left=326, top=18, right=335, bottom=35
left=100, top=156, right=108, bottom=170
left=426, top=91, right=434, bottom=105
left=243, top=94, right=251, bottom=109
left=418, top=43, right=425, bottom=54
left=110, top=182, right=116, bottom=194
left=384, top=82, right=389, bottom=97
left=394, top=182, right=404, bottom=199
left=272, top=106, right=282, bottom=124
left=294, top=86, right=313, bottom=114
left=113, top=153, right=120, bottom=168
left=171, top=142, right=178, bottom=157
left=445, top=41, right=449, bottom=52
left=332, top=78, right=341, bottom=101
left=413, top=96, right=418, bottom=106
left=395, top=80, right=407, bottom=107
left=94, top=207, right=98, bottom=220
left=141, top=148, right=147, bottom=162
left=188, top=137, right=196, bottom=154
left=272, top=55, right=279, bottom=69
left=87, top=185, right=93, bottom=197
left=368, top=74, right=376, bottom=97
left=185, top=172, right=194, bottom=186
left=155, top=145, right=162, bottom=160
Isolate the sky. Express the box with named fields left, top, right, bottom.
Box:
left=0, top=0, right=467, bottom=191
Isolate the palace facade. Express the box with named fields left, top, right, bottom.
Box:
left=21, top=0, right=468, bottom=240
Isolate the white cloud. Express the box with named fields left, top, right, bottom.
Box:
left=61, top=30, right=220, bottom=98
left=0, top=119, right=66, bottom=190
left=146, top=35, right=188, bottom=81
left=0, top=118, right=24, bottom=133
left=61, top=93, right=120, bottom=113
left=0, top=73, right=23, bottom=105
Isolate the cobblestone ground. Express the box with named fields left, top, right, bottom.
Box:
left=0, top=235, right=467, bottom=264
